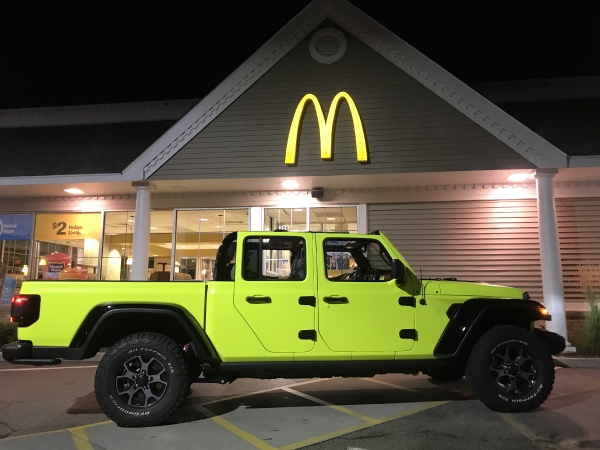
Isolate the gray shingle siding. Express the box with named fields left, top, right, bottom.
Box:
left=151, top=22, right=533, bottom=181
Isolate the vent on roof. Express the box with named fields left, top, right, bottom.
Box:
left=309, top=28, right=347, bottom=64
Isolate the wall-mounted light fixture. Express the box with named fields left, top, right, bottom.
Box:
left=507, top=173, right=534, bottom=182
left=281, top=180, right=299, bottom=189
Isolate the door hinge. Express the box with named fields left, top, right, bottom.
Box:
left=298, top=330, right=317, bottom=341
left=298, top=296, right=316, bottom=307
left=399, top=329, right=418, bottom=340
left=398, top=296, right=416, bottom=307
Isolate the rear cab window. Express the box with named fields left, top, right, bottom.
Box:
left=242, top=235, right=307, bottom=281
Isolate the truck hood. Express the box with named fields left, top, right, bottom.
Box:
left=423, top=279, right=524, bottom=299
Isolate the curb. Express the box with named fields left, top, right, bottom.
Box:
left=553, top=357, right=600, bottom=369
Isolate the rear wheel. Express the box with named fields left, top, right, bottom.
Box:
left=95, top=332, right=188, bottom=427
left=466, top=325, right=554, bottom=412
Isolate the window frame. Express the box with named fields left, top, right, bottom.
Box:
left=323, top=238, right=393, bottom=283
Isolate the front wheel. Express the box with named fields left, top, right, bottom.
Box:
left=466, top=325, right=554, bottom=413
left=95, top=332, right=189, bottom=427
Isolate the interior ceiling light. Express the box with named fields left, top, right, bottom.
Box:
left=294, top=209, right=304, bottom=211
left=200, top=218, right=208, bottom=221
left=64, top=188, right=84, bottom=194
left=326, top=217, right=336, bottom=220
left=281, top=180, right=299, bottom=189
left=507, top=173, right=533, bottom=182
left=150, top=227, right=157, bottom=230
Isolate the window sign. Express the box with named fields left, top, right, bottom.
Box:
left=0, top=214, right=33, bottom=241
left=34, top=213, right=101, bottom=241
left=1, top=275, right=16, bottom=304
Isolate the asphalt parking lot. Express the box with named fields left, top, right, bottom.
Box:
left=0, top=362, right=599, bottom=450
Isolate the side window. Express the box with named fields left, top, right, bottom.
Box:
left=242, top=236, right=306, bottom=281
left=324, top=239, right=392, bottom=282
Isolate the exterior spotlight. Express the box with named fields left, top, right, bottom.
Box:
left=281, top=180, right=299, bottom=189
left=507, top=173, right=533, bottom=182
left=64, top=188, right=84, bottom=194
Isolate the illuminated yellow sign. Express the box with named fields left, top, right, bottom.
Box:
left=34, top=213, right=101, bottom=241
left=285, top=92, right=368, bottom=165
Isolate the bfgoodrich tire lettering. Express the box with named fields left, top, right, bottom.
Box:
left=466, top=325, right=554, bottom=413
left=95, top=332, right=188, bottom=427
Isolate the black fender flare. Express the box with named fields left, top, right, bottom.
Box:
left=65, top=304, right=219, bottom=362
left=434, top=299, right=551, bottom=359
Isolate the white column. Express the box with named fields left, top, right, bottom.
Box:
left=249, top=207, right=263, bottom=231
left=535, top=169, right=570, bottom=345
left=131, top=181, right=151, bottom=281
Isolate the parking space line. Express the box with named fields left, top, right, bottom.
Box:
left=68, top=426, right=95, bottom=450
left=499, top=413, right=545, bottom=449
left=278, top=401, right=449, bottom=450
left=281, top=387, right=381, bottom=424
left=360, top=376, right=422, bottom=393
left=198, top=378, right=326, bottom=407
left=194, top=404, right=277, bottom=450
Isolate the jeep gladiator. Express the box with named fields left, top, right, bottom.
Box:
left=2, top=231, right=565, bottom=426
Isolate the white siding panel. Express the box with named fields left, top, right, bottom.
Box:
left=369, top=198, right=600, bottom=306
left=368, top=200, right=543, bottom=300
left=556, top=198, right=600, bottom=305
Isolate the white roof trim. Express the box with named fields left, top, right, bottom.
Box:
left=122, top=1, right=328, bottom=180
left=125, top=0, right=570, bottom=179
left=0, top=99, right=198, bottom=128
left=324, top=0, right=568, bottom=168
left=569, top=156, right=600, bottom=168
left=0, top=173, right=124, bottom=187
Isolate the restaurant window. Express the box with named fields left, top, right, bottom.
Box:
left=264, top=206, right=357, bottom=233
left=101, top=210, right=174, bottom=281
left=174, top=209, right=249, bottom=281
left=33, top=213, right=101, bottom=281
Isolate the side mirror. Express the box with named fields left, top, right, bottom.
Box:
left=391, top=259, right=406, bottom=284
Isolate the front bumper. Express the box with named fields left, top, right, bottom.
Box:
left=534, top=329, right=566, bottom=355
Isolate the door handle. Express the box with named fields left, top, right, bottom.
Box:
left=323, top=296, right=349, bottom=304
left=246, top=296, right=272, bottom=304
left=299, top=296, right=316, bottom=306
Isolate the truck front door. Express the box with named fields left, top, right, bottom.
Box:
left=316, top=235, right=416, bottom=354
left=233, top=233, right=316, bottom=353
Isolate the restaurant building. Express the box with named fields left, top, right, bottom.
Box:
left=1, top=0, right=599, bottom=345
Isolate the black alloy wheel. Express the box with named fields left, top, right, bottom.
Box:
left=95, top=332, right=188, bottom=427
left=466, top=324, right=554, bottom=413
left=116, top=354, right=169, bottom=408
left=491, top=345, right=537, bottom=396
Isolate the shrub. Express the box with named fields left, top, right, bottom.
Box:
left=0, top=321, right=17, bottom=347
left=577, top=265, right=600, bottom=356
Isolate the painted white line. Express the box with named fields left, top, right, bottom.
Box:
left=0, top=365, right=97, bottom=372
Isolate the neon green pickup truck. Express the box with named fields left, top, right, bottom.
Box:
left=3, top=231, right=565, bottom=427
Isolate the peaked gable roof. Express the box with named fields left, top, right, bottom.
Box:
left=123, top=0, right=568, bottom=181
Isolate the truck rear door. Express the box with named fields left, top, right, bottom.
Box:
left=233, top=233, right=316, bottom=353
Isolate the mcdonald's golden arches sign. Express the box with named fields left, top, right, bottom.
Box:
left=285, top=92, right=369, bottom=165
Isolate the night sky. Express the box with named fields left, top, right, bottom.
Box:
left=1, top=1, right=599, bottom=109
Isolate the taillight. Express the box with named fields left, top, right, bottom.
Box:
left=11, top=294, right=41, bottom=327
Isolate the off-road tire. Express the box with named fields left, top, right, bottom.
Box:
left=95, top=332, right=188, bottom=427
left=466, top=325, right=554, bottom=413
left=424, top=367, right=464, bottom=382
